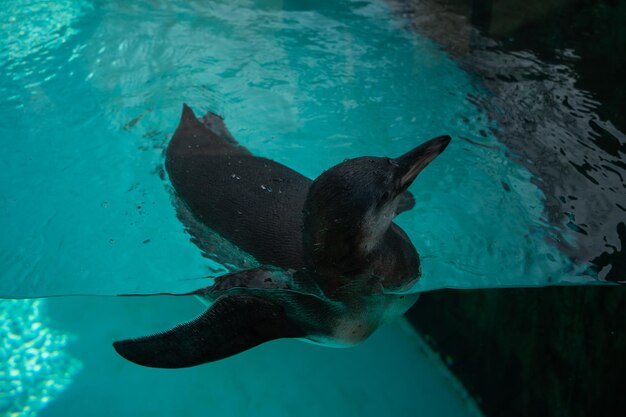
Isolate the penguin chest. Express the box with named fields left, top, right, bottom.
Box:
left=331, top=318, right=378, bottom=345
left=329, top=293, right=420, bottom=345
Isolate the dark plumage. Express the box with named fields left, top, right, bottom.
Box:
left=114, top=104, right=450, bottom=368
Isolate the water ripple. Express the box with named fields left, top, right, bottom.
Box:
left=0, top=0, right=612, bottom=296
left=0, top=299, right=81, bottom=416
left=390, top=0, right=626, bottom=282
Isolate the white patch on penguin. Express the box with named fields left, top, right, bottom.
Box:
left=360, top=196, right=400, bottom=253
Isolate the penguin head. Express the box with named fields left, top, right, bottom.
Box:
left=303, top=135, right=451, bottom=276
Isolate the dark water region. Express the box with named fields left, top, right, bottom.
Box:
left=407, top=286, right=626, bottom=417
left=387, top=1, right=626, bottom=416
left=389, top=0, right=626, bottom=282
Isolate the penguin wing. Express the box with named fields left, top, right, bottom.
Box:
left=113, top=294, right=305, bottom=368
left=396, top=191, right=416, bottom=215
left=195, top=266, right=327, bottom=300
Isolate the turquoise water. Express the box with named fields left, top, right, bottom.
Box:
left=0, top=0, right=593, bottom=299
left=0, top=0, right=608, bottom=415
left=2, top=296, right=482, bottom=417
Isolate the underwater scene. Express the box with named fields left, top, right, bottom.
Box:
left=1, top=0, right=624, bottom=416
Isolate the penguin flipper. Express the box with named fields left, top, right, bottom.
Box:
left=113, top=294, right=305, bottom=368
left=396, top=191, right=416, bottom=215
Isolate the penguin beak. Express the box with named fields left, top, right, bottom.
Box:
left=394, top=135, right=451, bottom=190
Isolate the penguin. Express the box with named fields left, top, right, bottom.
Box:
left=113, top=104, right=451, bottom=368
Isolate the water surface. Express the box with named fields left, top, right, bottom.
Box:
left=0, top=0, right=598, bottom=298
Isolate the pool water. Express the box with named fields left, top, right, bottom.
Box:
left=0, top=0, right=594, bottom=298
left=0, top=0, right=619, bottom=415
left=1, top=296, right=482, bottom=417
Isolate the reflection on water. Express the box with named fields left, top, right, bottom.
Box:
left=465, top=44, right=626, bottom=282
left=389, top=0, right=626, bottom=282
left=0, top=299, right=81, bottom=416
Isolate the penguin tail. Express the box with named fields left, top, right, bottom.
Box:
left=113, top=294, right=305, bottom=368
left=178, top=103, right=238, bottom=145
left=167, top=104, right=250, bottom=159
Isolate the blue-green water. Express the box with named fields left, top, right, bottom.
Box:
left=0, top=0, right=608, bottom=415
left=0, top=0, right=592, bottom=298
left=1, top=296, right=482, bottom=417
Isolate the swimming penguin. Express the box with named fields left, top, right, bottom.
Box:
left=113, top=104, right=451, bottom=368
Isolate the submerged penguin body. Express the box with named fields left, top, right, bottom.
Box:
left=113, top=105, right=450, bottom=368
